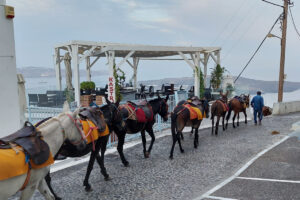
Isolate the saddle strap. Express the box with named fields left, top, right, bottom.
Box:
left=20, top=163, right=31, bottom=191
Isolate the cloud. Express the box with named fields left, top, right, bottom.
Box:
left=7, top=0, right=58, bottom=16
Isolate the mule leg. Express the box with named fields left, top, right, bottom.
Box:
left=169, top=131, right=177, bottom=159
left=116, top=133, right=129, bottom=166
left=141, top=130, right=148, bottom=158
left=177, top=132, right=184, bottom=153
left=181, top=132, right=185, bottom=140
left=215, top=116, right=220, bottom=136
left=45, top=172, right=61, bottom=200
left=20, top=184, right=38, bottom=200
left=211, top=116, right=214, bottom=135
left=232, top=113, right=236, bottom=128
left=194, top=128, right=199, bottom=148
left=222, top=115, right=226, bottom=131
left=243, top=109, right=247, bottom=124
left=237, top=113, right=240, bottom=127
left=95, top=135, right=110, bottom=181
left=38, top=179, right=55, bottom=200
left=83, top=143, right=101, bottom=192
left=146, top=128, right=155, bottom=157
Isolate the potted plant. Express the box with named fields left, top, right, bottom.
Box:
left=80, top=81, right=95, bottom=95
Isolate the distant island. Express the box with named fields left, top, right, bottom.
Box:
left=17, top=66, right=108, bottom=78
left=140, top=76, right=300, bottom=94
left=17, top=66, right=300, bottom=94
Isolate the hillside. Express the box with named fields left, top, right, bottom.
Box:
left=17, top=66, right=108, bottom=78
left=140, top=76, right=300, bottom=94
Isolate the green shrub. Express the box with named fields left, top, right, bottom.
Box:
left=80, top=81, right=95, bottom=90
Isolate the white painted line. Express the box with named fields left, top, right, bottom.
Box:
left=206, top=195, right=238, bottom=200
left=195, top=135, right=290, bottom=200
left=236, top=176, right=300, bottom=184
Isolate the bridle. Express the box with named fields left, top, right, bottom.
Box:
left=65, top=113, right=87, bottom=145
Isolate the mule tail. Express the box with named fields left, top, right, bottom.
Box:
left=226, top=101, right=232, bottom=121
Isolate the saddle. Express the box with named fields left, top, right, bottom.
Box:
left=234, top=96, right=244, bottom=104
left=0, top=122, right=50, bottom=165
left=121, top=101, right=153, bottom=123
left=216, top=100, right=229, bottom=112
left=79, top=107, right=106, bottom=132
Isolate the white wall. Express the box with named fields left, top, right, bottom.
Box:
left=0, top=2, right=22, bottom=137
left=273, top=101, right=300, bottom=115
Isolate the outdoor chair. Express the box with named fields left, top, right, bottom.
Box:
left=28, top=94, right=38, bottom=106
left=37, top=94, right=50, bottom=107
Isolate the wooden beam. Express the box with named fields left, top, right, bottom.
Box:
left=178, top=51, right=195, bottom=70
left=116, top=50, right=135, bottom=68
left=79, top=45, right=98, bottom=62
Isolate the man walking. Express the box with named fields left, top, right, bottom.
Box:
left=251, top=91, right=264, bottom=125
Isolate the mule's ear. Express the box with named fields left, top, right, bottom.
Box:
left=165, top=94, right=169, bottom=102
left=115, top=100, right=120, bottom=107
left=157, top=91, right=161, bottom=99
left=72, top=107, right=80, bottom=118
left=63, top=101, right=70, bottom=112
left=105, top=95, right=111, bottom=105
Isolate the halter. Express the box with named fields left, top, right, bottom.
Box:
left=66, top=113, right=87, bottom=145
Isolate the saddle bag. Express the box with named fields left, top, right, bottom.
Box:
left=0, top=121, right=50, bottom=165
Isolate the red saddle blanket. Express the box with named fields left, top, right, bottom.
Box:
left=217, top=100, right=229, bottom=112
left=0, top=147, right=54, bottom=181
left=127, top=104, right=147, bottom=123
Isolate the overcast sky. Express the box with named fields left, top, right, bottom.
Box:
left=7, top=0, right=300, bottom=82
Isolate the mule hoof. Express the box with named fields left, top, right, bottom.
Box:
left=194, top=145, right=198, bottom=149
left=55, top=196, right=62, bottom=200
left=180, top=149, right=185, bottom=153
left=144, top=152, right=150, bottom=158
left=84, top=184, right=92, bottom=192
left=104, top=176, right=111, bottom=181
left=169, top=155, right=173, bottom=160
left=123, top=161, right=130, bottom=167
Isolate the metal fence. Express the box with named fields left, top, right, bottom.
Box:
left=26, top=91, right=188, bottom=148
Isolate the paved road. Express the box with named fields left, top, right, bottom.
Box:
left=11, top=113, right=300, bottom=200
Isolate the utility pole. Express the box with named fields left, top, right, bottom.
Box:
left=278, top=0, right=289, bottom=102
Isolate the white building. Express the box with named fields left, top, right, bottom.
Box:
left=0, top=0, right=23, bottom=137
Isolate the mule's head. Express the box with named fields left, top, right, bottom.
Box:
left=62, top=106, right=86, bottom=151
left=243, top=94, right=250, bottom=108
left=154, top=94, right=169, bottom=122
left=200, top=99, right=210, bottom=118
left=101, top=99, right=125, bottom=132
left=220, top=91, right=229, bottom=104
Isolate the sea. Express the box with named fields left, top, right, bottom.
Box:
left=25, top=76, right=300, bottom=108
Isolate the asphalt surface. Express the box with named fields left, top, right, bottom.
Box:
left=10, top=112, right=300, bottom=200
left=207, top=136, right=300, bottom=200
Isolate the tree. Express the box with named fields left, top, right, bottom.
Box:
left=113, top=64, right=126, bottom=102
left=210, top=64, right=225, bottom=90
left=199, top=68, right=205, bottom=98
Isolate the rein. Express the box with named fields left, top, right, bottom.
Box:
left=66, top=113, right=87, bottom=145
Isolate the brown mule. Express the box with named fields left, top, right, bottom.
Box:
left=211, top=91, right=229, bottom=136
left=225, top=94, right=250, bottom=129
left=169, top=97, right=210, bottom=159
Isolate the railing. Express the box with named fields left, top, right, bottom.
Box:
left=26, top=91, right=188, bottom=148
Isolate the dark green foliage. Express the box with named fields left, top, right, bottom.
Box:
left=64, top=88, right=74, bottom=103
left=113, top=64, right=126, bottom=102
left=80, top=81, right=95, bottom=90
left=200, top=68, right=205, bottom=98
left=210, top=64, right=225, bottom=90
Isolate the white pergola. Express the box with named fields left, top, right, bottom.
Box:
left=54, top=40, right=221, bottom=104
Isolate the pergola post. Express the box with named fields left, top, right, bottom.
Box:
left=216, top=50, right=221, bottom=65
left=71, top=44, right=80, bottom=105
left=86, top=56, right=91, bottom=81
left=193, top=53, right=201, bottom=97
left=133, top=57, right=139, bottom=89
left=203, top=53, right=209, bottom=88
left=108, top=51, right=116, bottom=102
left=54, top=48, right=62, bottom=90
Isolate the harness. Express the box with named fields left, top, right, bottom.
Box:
left=20, top=113, right=86, bottom=191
